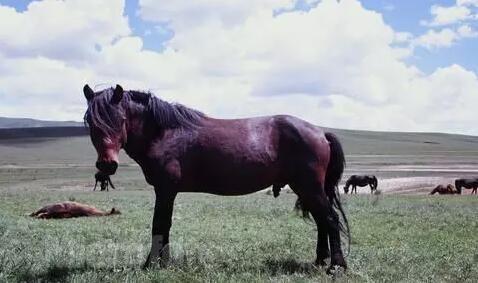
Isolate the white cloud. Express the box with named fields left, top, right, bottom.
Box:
left=423, top=4, right=472, bottom=26
left=394, top=32, right=413, bottom=43
left=417, top=0, right=478, bottom=50
left=414, top=28, right=459, bottom=49
left=457, top=24, right=478, bottom=37
left=0, top=0, right=477, bottom=135
left=457, top=0, right=478, bottom=7
left=138, top=0, right=295, bottom=29
left=0, top=0, right=129, bottom=62
left=414, top=25, right=478, bottom=49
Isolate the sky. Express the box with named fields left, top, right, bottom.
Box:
left=0, top=0, right=477, bottom=135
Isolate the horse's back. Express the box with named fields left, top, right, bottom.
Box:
left=456, top=178, right=478, bottom=187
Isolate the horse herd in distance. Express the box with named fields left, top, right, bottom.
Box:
left=342, top=175, right=478, bottom=195
left=94, top=171, right=478, bottom=196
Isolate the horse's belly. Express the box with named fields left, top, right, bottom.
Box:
left=192, top=185, right=269, bottom=196
left=184, top=161, right=281, bottom=195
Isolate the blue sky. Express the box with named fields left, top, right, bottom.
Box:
left=0, top=0, right=477, bottom=134
left=361, top=0, right=478, bottom=74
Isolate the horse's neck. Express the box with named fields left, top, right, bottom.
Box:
left=123, top=116, right=157, bottom=160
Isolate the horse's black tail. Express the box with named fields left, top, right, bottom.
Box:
left=324, top=132, right=350, bottom=255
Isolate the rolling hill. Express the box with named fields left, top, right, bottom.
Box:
left=0, top=119, right=476, bottom=167
left=0, top=117, right=83, bottom=128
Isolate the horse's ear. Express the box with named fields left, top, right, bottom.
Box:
left=112, top=84, right=124, bottom=104
left=83, top=84, right=95, bottom=101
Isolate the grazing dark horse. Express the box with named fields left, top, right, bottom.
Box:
left=429, top=184, right=459, bottom=195
left=82, top=84, right=350, bottom=273
left=94, top=171, right=116, bottom=191
left=455, top=178, right=478, bottom=194
left=343, top=175, right=377, bottom=194
left=30, top=201, right=120, bottom=219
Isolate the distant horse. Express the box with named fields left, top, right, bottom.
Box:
left=83, top=84, right=350, bottom=273
left=343, top=175, right=377, bottom=194
left=429, top=184, right=459, bottom=195
left=30, top=201, right=120, bottom=219
left=94, top=171, right=116, bottom=191
left=455, top=178, right=478, bottom=194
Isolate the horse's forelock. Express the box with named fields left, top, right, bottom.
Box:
left=84, top=89, right=125, bottom=137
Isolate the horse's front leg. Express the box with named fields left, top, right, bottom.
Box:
left=143, top=189, right=177, bottom=269
left=108, top=177, right=116, bottom=190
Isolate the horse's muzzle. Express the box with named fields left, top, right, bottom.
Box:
left=96, top=161, right=118, bottom=175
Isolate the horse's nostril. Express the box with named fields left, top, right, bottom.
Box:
left=96, top=161, right=105, bottom=171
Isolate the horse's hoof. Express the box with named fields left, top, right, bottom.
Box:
left=142, top=261, right=150, bottom=270
left=315, top=259, right=327, bottom=267
left=143, top=255, right=169, bottom=270
left=326, top=265, right=346, bottom=277
left=142, top=260, right=166, bottom=270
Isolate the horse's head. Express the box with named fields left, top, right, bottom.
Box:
left=343, top=186, right=349, bottom=194
left=109, top=207, right=121, bottom=215
left=372, top=176, right=378, bottom=189
left=446, top=184, right=458, bottom=194
left=83, top=84, right=127, bottom=175
left=454, top=180, right=462, bottom=194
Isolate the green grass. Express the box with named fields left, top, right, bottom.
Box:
left=0, top=187, right=476, bottom=282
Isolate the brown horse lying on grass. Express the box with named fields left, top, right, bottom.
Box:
left=429, top=184, right=459, bottom=195
left=30, top=201, right=120, bottom=219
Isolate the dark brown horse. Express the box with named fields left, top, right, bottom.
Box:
left=343, top=175, right=377, bottom=194
left=429, top=184, right=459, bottom=195
left=30, top=201, right=120, bottom=219
left=94, top=171, right=116, bottom=191
left=82, top=84, right=350, bottom=273
left=455, top=178, right=478, bottom=194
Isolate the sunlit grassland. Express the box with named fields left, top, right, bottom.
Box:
left=0, top=185, right=477, bottom=282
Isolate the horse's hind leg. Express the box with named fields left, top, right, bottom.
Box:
left=300, top=189, right=346, bottom=271
left=294, top=169, right=346, bottom=272
left=314, top=214, right=330, bottom=266
left=293, top=183, right=329, bottom=266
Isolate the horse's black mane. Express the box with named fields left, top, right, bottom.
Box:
left=84, top=88, right=206, bottom=136
left=131, top=90, right=206, bottom=130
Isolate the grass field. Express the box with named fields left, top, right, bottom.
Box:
left=0, top=130, right=477, bottom=282
left=0, top=188, right=477, bottom=282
